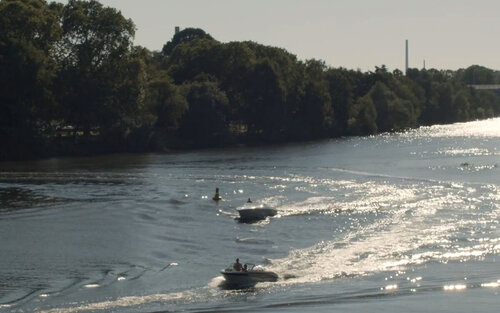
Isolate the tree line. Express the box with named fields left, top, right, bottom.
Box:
left=1, top=0, right=500, bottom=160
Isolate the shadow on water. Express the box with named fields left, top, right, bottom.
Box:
left=0, top=171, right=135, bottom=186
left=0, top=187, right=65, bottom=213
left=0, top=274, right=51, bottom=306
left=217, top=280, right=260, bottom=291
left=0, top=153, right=153, bottom=172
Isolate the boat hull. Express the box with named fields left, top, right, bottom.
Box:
left=237, top=206, right=277, bottom=223
left=221, top=270, right=278, bottom=288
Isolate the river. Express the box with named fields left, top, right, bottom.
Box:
left=1, top=118, right=499, bottom=312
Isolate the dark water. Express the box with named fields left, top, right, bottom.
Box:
left=1, top=118, right=499, bottom=313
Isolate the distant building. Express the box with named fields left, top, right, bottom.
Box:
left=469, top=84, right=500, bottom=90
left=469, top=84, right=500, bottom=96
left=175, top=26, right=180, bottom=34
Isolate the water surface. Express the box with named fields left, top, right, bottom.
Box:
left=1, top=118, right=499, bottom=312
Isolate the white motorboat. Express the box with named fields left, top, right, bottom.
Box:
left=220, top=263, right=278, bottom=288
left=237, top=204, right=277, bottom=223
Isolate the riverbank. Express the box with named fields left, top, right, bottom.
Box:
left=3, top=116, right=500, bottom=163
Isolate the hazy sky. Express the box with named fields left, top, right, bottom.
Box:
left=60, top=0, right=500, bottom=71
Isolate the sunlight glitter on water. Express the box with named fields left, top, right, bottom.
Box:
left=481, top=282, right=500, bottom=288
left=384, top=284, right=398, bottom=290
left=444, top=284, right=467, bottom=291
left=269, top=209, right=414, bottom=283
left=39, top=290, right=198, bottom=313
left=408, top=117, right=500, bottom=138
left=278, top=180, right=416, bottom=217
left=438, top=148, right=494, bottom=156
left=267, top=172, right=499, bottom=285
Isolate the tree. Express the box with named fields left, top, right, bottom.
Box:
left=348, top=95, right=377, bottom=135
left=97, top=49, right=148, bottom=141
left=297, top=59, right=332, bottom=138
left=454, top=89, right=471, bottom=121
left=56, top=0, right=140, bottom=141
left=244, top=58, right=287, bottom=141
left=162, top=28, right=214, bottom=56
left=166, top=38, right=220, bottom=84
left=434, top=82, right=455, bottom=123
left=0, top=0, right=62, bottom=159
left=326, top=68, right=353, bottom=135
left=369, top=81, right=415, bottom=132
left=179, top=81, right=230, bottom=147
left=147, top=74, right=188, bottom=130
left=462, top=65, right=498, bottom=85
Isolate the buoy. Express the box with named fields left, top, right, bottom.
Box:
left=213, top=188, right=222, bottom=201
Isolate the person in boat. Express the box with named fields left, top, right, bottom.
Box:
left=213, top=188, right=221, bottom=201
left=243, top=264, right=248, bottom=271
left=233, top=258, right=243, bottom=271
left=247, top=198, right=252, bottom=203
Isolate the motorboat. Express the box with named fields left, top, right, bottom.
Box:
left=220, top=263, right=278, bottom=288
left=237, top=204, right=277, bottom=223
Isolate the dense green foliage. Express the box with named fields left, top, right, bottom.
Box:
left=1, top=0, right=500, bottom=160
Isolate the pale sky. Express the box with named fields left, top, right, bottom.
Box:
left=58, top=0, right=500, bottom=72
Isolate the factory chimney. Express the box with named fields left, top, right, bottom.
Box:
left=405, top=40, right=409, bottom=75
